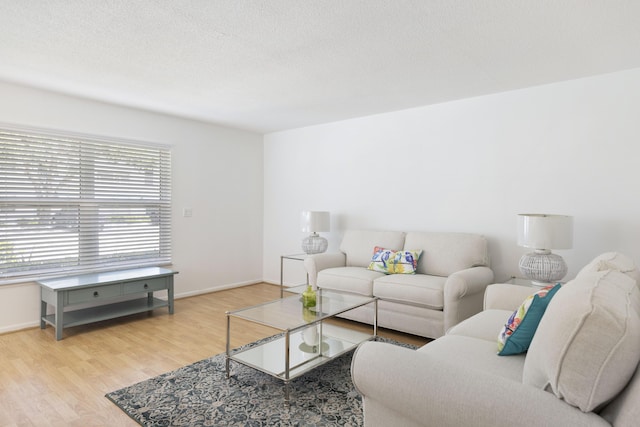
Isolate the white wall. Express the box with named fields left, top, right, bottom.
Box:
left=3, top=67, right=640, bottom=332
left=0, top=81, right=264, bottom=333
left=263, top=68, right=640, bottom=285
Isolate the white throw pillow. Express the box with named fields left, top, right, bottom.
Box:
left=576, top=252, right=640, bottom=286
left=523, top=269, right=640, bottom=412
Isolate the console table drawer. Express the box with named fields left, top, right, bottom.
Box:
left=67, top=284, right=122, bottom=304
left=124, top=277, right=167, bottom=294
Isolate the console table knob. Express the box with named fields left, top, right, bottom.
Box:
left=93, top=291, right=99, bottom=297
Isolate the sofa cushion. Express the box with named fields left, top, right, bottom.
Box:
left=523, top=270, right=640, bottom=412
left=576, top=251, right=640, bottom=286
left=368, top=247, right=422, bottom=274
left=373, top=274, right=447, bottom=310
left=404, top=232, right=489, bottom=277
left=317, top=267, right=384, bottom=296
left=340, top=230, right=405, bottom=268
left=497, top=284, right=561, bottom=356
left=418, top=335, right=526, bottom=382
left=447, top=309, right=514, bottom=342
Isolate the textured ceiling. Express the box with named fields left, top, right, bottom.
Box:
left=1, top=1, right=640, bottom=133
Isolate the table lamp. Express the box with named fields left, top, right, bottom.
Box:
left=300, top=211, right=330, bottom=254
left=517, top=213, right=573, bottom=286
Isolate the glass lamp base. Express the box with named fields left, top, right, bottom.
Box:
left=519, top=251, right=567, bottom=283
left=302, top=233, right=328, bottom=254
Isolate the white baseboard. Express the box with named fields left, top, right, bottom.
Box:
left=174, top=279, right=265, bottom=299
left=0, top=321, right=41, bottom=335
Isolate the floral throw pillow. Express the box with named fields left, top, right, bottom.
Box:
left=368, top=246, right=422, bottom=274
left=497, top=283, right=562, bottom=356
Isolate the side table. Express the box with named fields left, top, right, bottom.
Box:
left=280, top=253, right=309, bottom=298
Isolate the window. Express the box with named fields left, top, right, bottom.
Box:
left=0, top=126, right=171, bottom=283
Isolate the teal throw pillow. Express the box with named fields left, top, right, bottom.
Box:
left=497, top=284, right=561, bottom=356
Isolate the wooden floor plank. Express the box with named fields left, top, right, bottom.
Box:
left=0, top=283, right=429, bottom=426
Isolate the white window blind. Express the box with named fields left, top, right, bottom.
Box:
left=0, top=127, right=171, bottom=282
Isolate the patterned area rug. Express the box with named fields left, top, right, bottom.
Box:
left=106, top=336, right=415, bottom=427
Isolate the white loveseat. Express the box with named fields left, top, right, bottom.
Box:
left=352, top=253, right=640, bottom=427
left=303, top=230, right=494, bottom=338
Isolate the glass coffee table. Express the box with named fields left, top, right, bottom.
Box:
left=225, top=289, right=378, bottom=405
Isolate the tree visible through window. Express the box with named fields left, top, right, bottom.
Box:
left=0, top=127, right=171, bottom=282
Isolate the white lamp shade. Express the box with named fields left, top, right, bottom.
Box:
left=517, top=214, right=573, bottom=250
left=300, top=211, right=330, bottom=233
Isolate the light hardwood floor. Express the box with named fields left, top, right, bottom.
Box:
left=0, top=283, right=429, bottom=426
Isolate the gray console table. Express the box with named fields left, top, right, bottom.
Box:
left=38, top=267, right=178, bottom=340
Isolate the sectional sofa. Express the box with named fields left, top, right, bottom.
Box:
left=352, top=252, right=640, bottom=427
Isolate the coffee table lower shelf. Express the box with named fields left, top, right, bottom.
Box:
left=227, top=323, right=373, bottom=401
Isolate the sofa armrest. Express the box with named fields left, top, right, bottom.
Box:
left=445, top=266, right=495, bottom=299
left=484, top=283, right=537, bottom=311
left=303, top=252, right=346, bottom=287
left=352, top=341, right=609, bottom=427
left=442, top=266, right=494, bottom=331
